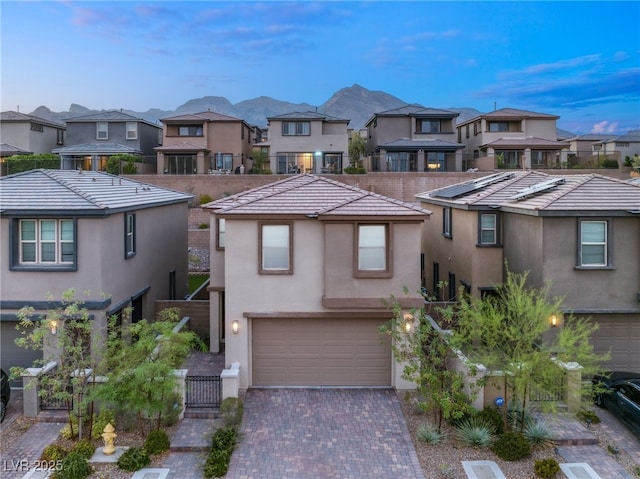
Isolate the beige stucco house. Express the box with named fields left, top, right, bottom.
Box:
left=0, top=169, right=192, bottom=374
left=266, top=111, right=350, bottom=174
left=204, top=174, right=430, bottom=390
left=416, top=171, right=640, bottom=371
left=155, top=111, right=254, bottom=175
left=457, top=108, right=570, bottom=170
left=365, top=105, right=464, bottom=172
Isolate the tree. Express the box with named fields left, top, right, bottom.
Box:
left=348, top=131, right=367, bottom=168
left=449, top=269, right=609, bottom=431
left=4, top=154, right=59, bottom=174
left=106, top=154, right=140, bottom=175
left=248, top=150, right=270, bottom=174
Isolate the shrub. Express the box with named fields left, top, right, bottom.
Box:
left=92, top=409, right=116, bottom=440
left=220, top=397, right=244, bottom=428
left=160, top=392, right=183, bottom=427
left=41, top=444, right=68, bottom=462
left=417, top=424, right=444, bottom=444
left=198, top=223, right=210, bottom=229
left=524, top=421, right=553, bottom=447
left=71, top=439, right=95, bottom=460
left=344, top=166, right=366, bottom=174
left=576, top=409, right=600, bottom=425
left=117, top=446, right=151, bottom=471
left=211, top=426, right=238, bottom=452
left=51, top=452, right=93, bottom=479
left=145, top=429, right=171, bottom=455
left=60, top=415, right=80, bottom=440
left=475, top=407, right=505, bottom=435
left=491, top=432, right=532, bottom=461
left=455, top=417, right=495, bottom=447
left=601, top=159, right=619, bottom=169
left=534, top=458, right=561, bottom=479
left=204, top=448, right=232, bottom=478
left=507, top=406, right=534, bottom=431
left=198, top=194, right=214, bottom=205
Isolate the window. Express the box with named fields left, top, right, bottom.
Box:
left=496, top=150, right=520, bottom=168
left=488, top=122, right=508, bottom=132
left=457, top=128, right=461, bottom=143
left=126, top=122, right=138, bottom=140
left=356, top=224, right=390, bottom=277
left=479, top=213, right=498, bottom=245
left=30, top=122, right=44, bottom=132
left=615, top=142, right=629, bottom=148
left=282, top=121, right=310, bottom=136
left=217, top=218, right=226, bottom=249
left=164, top=155, right=197, bottom=174
left=212, top=153, right=233, bottom=171
left=418, top=119, right=440, bottom=133
left=448, top=272, right=456, bottom=301
left=386, top=152, right=416, bottom=172
left=57, top=129, right=64, bottom=145
left=96, top=122, right=108, bottom=140
left=426, top=152, right=445, bottom=171
left=125, top=212, right=136, bottom=258
left=178, top=125, right=203, bottom=136
left=579, top=220, right=608, bottom=267
left=15, top=219, right=75, bottom=268
left=432, top=262, right=440, bottom=300
left=465, top=125, right=469, bottom=138
left=473, top=121, right=478, bottom=135
left=443, top=207, right=452, bottom=238
left=260, top=223, right=292, bottom=274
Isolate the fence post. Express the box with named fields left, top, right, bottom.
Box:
left=563, top=362, right=583, bottom=413
left=221, top=362, right=240, bottom=400
left=173, top=369, right=187, bottom=419
left=22, top=361, right=57, bottom=418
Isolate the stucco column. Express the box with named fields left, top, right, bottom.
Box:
left=560, top=148, right=568, bottom=166
left=157, top=153, right=165, bottom=174
left=209, top=292, right=220, bottom=354
left=523, top=148, right=532, bottom=170
left=22, top=371, right=40, bottom=418
left=417, top=150, right=425, bottom=172
left=196, top=152, right=206, bottom=175
left=455, top=150, right=463, bottom=172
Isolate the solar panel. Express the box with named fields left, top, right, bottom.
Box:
left=433, top=172, right=514, bottom=199
left=509, top=178, right=566, bottom=201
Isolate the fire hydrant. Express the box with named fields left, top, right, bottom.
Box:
left=102, top=423, right=117, bottom=455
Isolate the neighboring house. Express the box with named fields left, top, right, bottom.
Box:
left=155, top=111, right=254, bottom=175
left=365, top=105, right=464, bottom=172
left=0, top=110, right=65, bottom=156
left=204, top=174, right=429, bottom=390
left=595, top=129, right=640, bottom=162
left=53, top=111, right=161, bottom=172
left=0, top=169, right=192, bottom=373
left=416, top=171, right=640, bottom=370
left=456, top=108, right=570, bottom=169
left=266, top=111, right=350, bottom=174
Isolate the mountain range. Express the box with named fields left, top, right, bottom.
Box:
left=29, top=84, right=485, bottom=131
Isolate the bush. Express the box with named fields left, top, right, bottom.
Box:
left=117, top=446, right=151, bottom=471
left=71, top=439, right=95, bottom=460
left=41, top=444, right=68, bottom=462
left=491, top=432, right=532, bottom=461
left=145, top=429, right=171, bottom=455
left=344, top=166, right=366, bottom=174
left=211, top=426, right=238, bottom=451
left=601, top=159, right=619, bottom=169
left=204, top=448, right=232, bottom=478
left=159, top=392, right=183, bottom=427
left=92, top=409, right=116, bottom=440
left=475, top=407, right=505, bottom=435
left=534, top=458, right=561, bottom=479
left=198, top=223, right=210, bottom=229
left=455, top=417, right=495, bottom=447
left=220, top=397, right=244, bottom=428
left=417, top=424, right=444, bottom=444
left=198, top=194, right=214, bottom=205
left=51, top=452, right=93, bottom=479
left=524, top=421, right=553, bottom=447
left=507, top=406, right=534, bottom=431
left=576, top=409, right=600, bottom=425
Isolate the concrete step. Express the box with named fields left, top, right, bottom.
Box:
left=184, top=408, right=219, bottom=419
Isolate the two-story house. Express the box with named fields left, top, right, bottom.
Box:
left=365, top=105, right=464, bottom=172
left=155, top=111, right=254, bottom=175
left=416, top=171, right=640, bottom=371
left=595, top=129, right=640, bottom=162
left=0, top=111, right=65, bottom=158
left=456, top=108, right=570, bottom=170
left=204, top=174, right=429, bottom=390
left=266, top=111, right=350, bottom=174
left=53, top=111, right=161, bottom=172
left=0, top=169, right=192, bottom=373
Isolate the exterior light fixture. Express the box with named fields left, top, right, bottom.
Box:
left=50, top=320, right=58, bottom=335
left=550, top=315, right=558, bottom=327
left=403, top=313, right=413, bottom=333
left=232, top=319, right=239, bottom=334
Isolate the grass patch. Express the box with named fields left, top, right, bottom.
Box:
left=188, top=274, right=209, bottom=294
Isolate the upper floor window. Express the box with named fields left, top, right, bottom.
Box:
left=217, top=218, right=226, bottom=249
left=355, top=224, right=391, bottom=278
left=57, top=129, right=64, bottom=145
left=30, top=122, right=44, bottom=132
left=125, top=212, right=136, bottom=259
left=282, top=121, right=310, bottom=136
left=14, top=219, right=76, bottom=269
left=615, top=142, right=629, bottom=148
left=578, top=220, right=608, bottom=267
left=443, top=207, right=452, bottom=238
left=488, top=121, right=508, bottom=132
left=97, top=122, right=108, bottom=140
left=478, top=213, right=499, bottom=245
left=178, top=125, right=203, bottom=136
left=260, top=223, right=292, bottom=274
left=126, top=122, right=138, bottom=140
left=418, top=119, right=440, bottom=133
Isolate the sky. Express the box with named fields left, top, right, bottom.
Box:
left=1, top=1, right=639, bottom=135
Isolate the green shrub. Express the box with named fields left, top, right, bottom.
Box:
left=211, top=426, right=238, bottom=452
left=117, top=446, right=151, bottom=471
left=507, top=406, right=534, bottom=431
left=524, top=421, right=553, bottom=447
left=203, top=448, right=232, bottom=478
left=71, top=439, right=95, bottom=460
left=160, top=392, right=183, bottom=427
left=601, top=159, right=619, bottom=169
left=534, top=458, right=561, bottom=479
left=220, top=397, right=244, bottom=428
left=576, top=409, right=600, bottom=425
left=41, top=444, right=68, bottom=462
left=455, top=417, right=495, bottom=447
left=198, top=223, right=210, bottom=229
left=624, top=156, right=633, bottom=167
left=60, top=415, right=80, bottom=440
left=344, top=166, right=366, bottom=174
left=51, top=452, right=93, bottom=479
left=491, top=432, right=532, bottom=461
left=92, top=409, right=116, bottom=439
left=198, top=194, right=214, bottom=205
left=475, top=407, right=505, bottom=435
left=417, top=424, right=444, bottom=444
left=145, top=429, right=171, bottom=455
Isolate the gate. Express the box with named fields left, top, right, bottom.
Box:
left=185, top=375, right=222, bottom=408
left=40, top=376, right=73, bottom=411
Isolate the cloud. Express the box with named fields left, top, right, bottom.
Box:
left=591, top=121, right=619, bottom=134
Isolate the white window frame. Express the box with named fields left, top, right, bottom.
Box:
left=358, top=224, right=387, bottom=271
left=125, top=212, right=136, bottom=258
left=126, top=122, right=138, bottom=140
left=579, top=220, right=608, bottom=267
left=479, top=213, right=497, bottom=245
left=19, top=219, right=74, bottom=265
left=260, top=223, right=292, bottom=274
left=443, top=207, right=452, bottom=238
left=96, top=122, right=108, bottom=140
left=217, top=218, right=226, bottom=249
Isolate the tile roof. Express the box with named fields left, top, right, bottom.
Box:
left=154, top=142, right=209, bottom=152
left=267, top=111, right=350, bottom=122
left=364, top=105, right=459, bottom=126
left=65, top=110, right=161, bottom=129
left=458, top=107, right=559, bottom=126
left=378, top=138, right=465, bottom=151
left=0, top=169, right=192, bottom=215
left=481, top=137, right=570, bottom=148
left=0, top=143, right=33, bottom=155
left=52, top=143, right=142, bottom=155
left=1, top=110, right=65, bottom=128
left=206, top=174, right=430, bottom=219
left=603, top=129, right=640, bottom=143
left=161, top=111, right=245, bottom=123
left=416, top=171, right=640, bottom=215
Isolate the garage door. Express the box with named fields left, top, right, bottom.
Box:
left=589, top=315, right=640, bottom=371
left=1, top=321, right=42, bottom=377
left=252, top=317, right=391, bottom=387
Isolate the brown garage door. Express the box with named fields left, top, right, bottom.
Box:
left=589, top=315, right=640, bottom=371
left=252, top=317, right=391, bottom=387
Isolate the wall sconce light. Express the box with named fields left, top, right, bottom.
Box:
left=232, top=319, right=239, bottom=334
left=403, top=313, right=413, bottom=333
left=50, top=320, right=58, bottom=335
left=550, top=315, right=558, bottom=327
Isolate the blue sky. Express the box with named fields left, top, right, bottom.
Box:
left=1, top=1, right=639, bottom=134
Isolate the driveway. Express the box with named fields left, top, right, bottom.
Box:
left=225, top=388, right=425, bottom=479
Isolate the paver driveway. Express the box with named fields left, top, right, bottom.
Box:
left=225, top=388, right=425, bottom=479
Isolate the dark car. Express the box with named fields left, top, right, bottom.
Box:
left=593, top=371, right=640, bottom=438
left=0, top=369, right=10, bottom=423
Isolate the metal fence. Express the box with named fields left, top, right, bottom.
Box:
left=39, top=369, right=73, bottom=410
left=529, top=373, right=565, bottom=403
left=185, top=375, right=222, bottom=408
